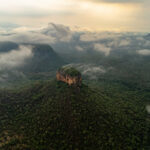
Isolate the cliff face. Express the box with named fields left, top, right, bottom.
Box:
left=56, top=71, right=82, bottom=86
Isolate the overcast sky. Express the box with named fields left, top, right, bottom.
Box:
left=0, top=0, right=149, bottom=32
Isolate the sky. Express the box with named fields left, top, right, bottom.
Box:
left=0, top=0, right=150, bottom=32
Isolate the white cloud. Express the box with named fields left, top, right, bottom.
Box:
left=137, top=49, right=150, bottom=56
left=76, top=46, right=84, bottom=51
left=146, top=105, right=150, bottom=114
left=64, top=63, right=106, bottom=79
left=82, top=65, right=106, bottom=79
left=0, top=45, right=33, bottom=70
left=94, top=43, right=111, bottom=56
left=0, top=32, right=55, bottom=44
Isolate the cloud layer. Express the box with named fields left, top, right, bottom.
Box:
left=0, top=45, right=33, bottom=70
left=0, top=23, right=150, bottom=58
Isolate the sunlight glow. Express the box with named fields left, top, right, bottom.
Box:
left=0, top=0, right=148, bottom=32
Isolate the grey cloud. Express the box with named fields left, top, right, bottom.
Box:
left=41, top=23, right=73, bottom=42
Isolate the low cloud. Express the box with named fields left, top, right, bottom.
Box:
left=76, top=46, right=84, bottom=51
left=81, top=65, right=106, bottom=79
left=0, top=45, right=33, bottom=70
left=64, top=63, right=106, bottom=79
left=137, top=49, right=150, bottom=56
left=94, top=43, right=111, bottom=56
left=146, top=105, right=150, bottom=114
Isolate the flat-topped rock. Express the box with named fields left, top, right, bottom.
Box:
left=56, top=66, right=82, bottom=86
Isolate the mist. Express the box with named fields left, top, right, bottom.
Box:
left=0, top=45, right=33, bottom=70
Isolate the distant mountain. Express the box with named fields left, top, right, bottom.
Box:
left=0, top=42, right=65, bottom=73
left=0, top=80, right=148, bottom=149
left=0, top=42, right=65, bottom=86
left=0, top=41, right=18, bottom=52
left=21, top=44, right=65, bottom=73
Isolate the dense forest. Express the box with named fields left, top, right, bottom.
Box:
left=0, top=41, right=150, bottom=149
left=0, top=80, right=149, bottom=150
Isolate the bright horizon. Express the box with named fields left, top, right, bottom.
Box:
left=0, top=0, right=150, bottom=32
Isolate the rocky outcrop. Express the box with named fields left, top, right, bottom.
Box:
left=56, top=67, right=82, bottom=86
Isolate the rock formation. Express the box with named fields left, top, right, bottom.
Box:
left=56, top=67, right=82, bottom=86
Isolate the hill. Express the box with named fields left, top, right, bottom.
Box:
left=0, top=80, right=149, bottom=150
left=21, top=44, right=65, bottom=73
left=0, top=41, right=18, bottom=52
left=0, top=43, right=65, bottom=87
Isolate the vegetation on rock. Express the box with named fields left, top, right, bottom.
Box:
left=58, top=66, right=81, bottom=77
